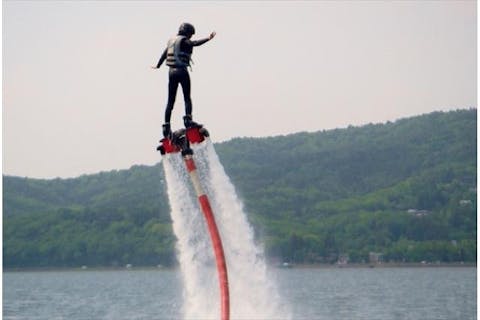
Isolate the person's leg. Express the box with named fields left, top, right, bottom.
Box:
left=180, top=70, right=193, bottom=116
left=179, top=70, right=198, bottom=128
left=165, top=70, right=180, bottom=123
left=163, top=69, right=180, bottom=137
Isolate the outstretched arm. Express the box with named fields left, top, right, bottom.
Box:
left=152, top=47, right=167, bottom=69
left=190, top=31, right=216, bottom=46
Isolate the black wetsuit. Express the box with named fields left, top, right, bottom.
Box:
left=156, top=37, right=210, bottom=124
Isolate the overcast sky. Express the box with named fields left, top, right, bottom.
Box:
left=3, top=1, right=477, bottom=179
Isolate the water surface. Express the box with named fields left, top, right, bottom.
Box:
left=3, top=267, right=476, bottom=320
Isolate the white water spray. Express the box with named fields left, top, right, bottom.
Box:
left=162, top=139, right=290, bottom=319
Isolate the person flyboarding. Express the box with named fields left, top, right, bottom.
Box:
left=154, top=24, right=229, bottom=320
left=152, top=23, right=216, bottom=139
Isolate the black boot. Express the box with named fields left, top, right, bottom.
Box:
left=162, top=123, right=172, bottom=138
left=183, top=115, right=200, bottom=128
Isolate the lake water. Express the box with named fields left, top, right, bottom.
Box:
left=3, top=267, right=476, bottom=320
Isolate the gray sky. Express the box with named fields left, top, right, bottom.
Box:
left=3, top=1, right=477, bottom=179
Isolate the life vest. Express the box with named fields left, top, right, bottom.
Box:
left=166, top=35, right=191, bottom=68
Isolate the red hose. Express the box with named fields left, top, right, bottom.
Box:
left=184, top=155, right=230, bottom=320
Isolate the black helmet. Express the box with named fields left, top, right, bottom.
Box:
left=178, top=23, right=195, bottom=36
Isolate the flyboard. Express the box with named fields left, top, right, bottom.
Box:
left=157, top=125, right=230, bottom=320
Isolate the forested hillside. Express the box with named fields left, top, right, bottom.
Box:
left=4, top=109, right=477, bottom=268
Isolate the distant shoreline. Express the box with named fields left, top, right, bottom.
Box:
left=4, top=262, right=476, bottom=272
left=287, top=262, right=477, bottom=269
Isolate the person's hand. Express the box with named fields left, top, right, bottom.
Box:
left=209, top=31, right=216, bottom=40
left=151, top=66, right=159, bottom=69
